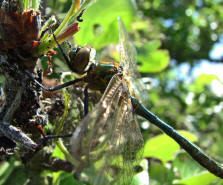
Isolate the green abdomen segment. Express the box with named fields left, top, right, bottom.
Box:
left=131, top=96, right=223, bottom=178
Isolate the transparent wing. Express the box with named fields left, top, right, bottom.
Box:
left=118, top=17, right=148, bottom=101
left=114, top=98, right=144, bottom=185
left=118, top=17, right=138, bottom=81
left=70, top=75, right=144, bottom=185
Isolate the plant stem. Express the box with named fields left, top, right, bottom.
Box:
left=55, top=89, right=70, bottom=135
left=56, top=139, right=78, bottom=166
left=33, top=0, right=94, bottom=57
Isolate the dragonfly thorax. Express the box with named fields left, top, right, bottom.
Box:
left=85, top=62, right=122, bottom=92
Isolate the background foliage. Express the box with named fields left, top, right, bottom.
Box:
left=1, top=0, right=223, bottom=184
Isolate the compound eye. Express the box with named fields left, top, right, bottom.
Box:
left=72, top=47, right=91, bottom=74
left=68, top=47, right=81, bottom=62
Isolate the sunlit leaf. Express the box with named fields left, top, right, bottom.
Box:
left=58, top=172, right=86, bottom=185
left=143, top=131, right=197, bottom=163
left=75, top=0, right=135, bottom=48
left=149, top=162, right=174, bottom=185
left=52, top=145, right=65, bottom=159
left=52, top=171, right=62, bottom=185
left=173, top=152, right=204, bottom=178
left=137, top=41, right=170, bottom=73
left=173, top=171, right=219, bottom=185
left=189, top=74, right=219, bottom=93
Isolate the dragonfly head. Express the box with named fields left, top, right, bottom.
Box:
left=68, top=46, right=96, bottom=75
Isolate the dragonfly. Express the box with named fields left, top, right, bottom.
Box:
left=69, top=17, right=223, bottom=184
left=27, top=18, right=144, bottom=184
left=29, top=18, right=223, bottom=182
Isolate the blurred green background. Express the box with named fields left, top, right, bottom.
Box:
left=2, top=0, right=223, bottom=184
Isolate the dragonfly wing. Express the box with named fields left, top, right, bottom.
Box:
left=115, top=98, right=144, bottom=185
left=71, top=74, right=123, bottom=159
left=118, top=17, right=138, bottom=80
left=70, top=75, right=143, bottom=185
left=118, top=17, right=148, bottom=102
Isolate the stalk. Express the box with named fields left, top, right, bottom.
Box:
left=32, top=0, right=41, bottom=10
left=33, top=0, right=95, bottom=57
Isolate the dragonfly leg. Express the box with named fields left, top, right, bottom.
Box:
left=36, top=124, right=46, bottom=137
left=25, top=70, right=84, bottom=91
left=22, top=134, right=73, bottom=163
left=84, top=87, right=88, bottom=115
left=50, top=29, right=73, bottom=70
left=43, top=133, right=73, bottom=140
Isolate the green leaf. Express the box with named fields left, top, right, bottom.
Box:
left=1, top=163, right=28, bottom=185
left=52, top=171, right=62, bottom=185
left=143, top=131, right=197, bottom=163
left=52, top=145, right=65, bottom=159
left=0, top=159, right=15, bottom=185
left=189, top=74, right=219, bottom=93
left=137, top=41, right=170, bottom=73
left=58, top=172, right=86, bottom=185
left=173, top=152, right=204, bottom=179
left=23, top=0, right=29, bottom=9
left=22, top=0, right=40, bottom=10
left=149, top=162, right=174, bottom=185
left=75, top=0, right=136, bottom=48
left=32, top=0, right=41, bottom=10
left=173, top=171, right=219, bottom=185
